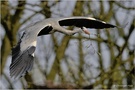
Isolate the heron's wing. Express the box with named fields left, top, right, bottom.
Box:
left=58, top=17, right=116, bottom=29
left=10, top=24, right=53, bottom=79
left=37, top=25, right=53, bottom=36
left=10, top=45, right=35, bottom=79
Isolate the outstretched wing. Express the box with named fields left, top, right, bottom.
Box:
left=58, top=17, right=116, bottom=29
left=10, top=42, right=36, bottom=78
left=10, top=23, right=53, bottom=79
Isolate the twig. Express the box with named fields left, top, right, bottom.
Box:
left=114, top=1, right=135, bottom=10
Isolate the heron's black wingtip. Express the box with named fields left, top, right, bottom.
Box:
left=10, top=46, right=35, bottom=79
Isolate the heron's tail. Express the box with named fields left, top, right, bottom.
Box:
left=10, top=45, right=35, bottom=79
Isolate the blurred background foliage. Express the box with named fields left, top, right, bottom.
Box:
left=0, top=0, right=135, bottom=89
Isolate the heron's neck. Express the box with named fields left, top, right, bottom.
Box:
left=31, top=41, right=37, bottom=46
left=56, top=26, right=82, bottom=35
left=65, top=28, right=82, bottom=35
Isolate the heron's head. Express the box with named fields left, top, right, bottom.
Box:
left=81, top=27, right=90, bottom=35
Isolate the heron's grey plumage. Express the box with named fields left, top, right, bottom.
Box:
left=10, top=45, right=35, bottom=78
left=10, top=17, right=116, bottom=79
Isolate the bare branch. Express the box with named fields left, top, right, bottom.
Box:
left=114, top=1, right=135, bottom=10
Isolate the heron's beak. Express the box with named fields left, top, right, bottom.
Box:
left=82, top=27, right=90, bottom=35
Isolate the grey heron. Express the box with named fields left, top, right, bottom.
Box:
left=10, top=17, right=116, bottom=79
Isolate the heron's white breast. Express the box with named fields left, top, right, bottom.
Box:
left=20, top=39, right=37, bottom=52
left=31, top=41, right=37, bottom=46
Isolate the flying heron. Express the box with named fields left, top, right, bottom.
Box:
left=10, top=17, right=116, bottom=79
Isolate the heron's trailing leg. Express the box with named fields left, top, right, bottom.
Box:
left=81, top=27, right=101, bottom=56
left=83, top=33, right=101, bottom=56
